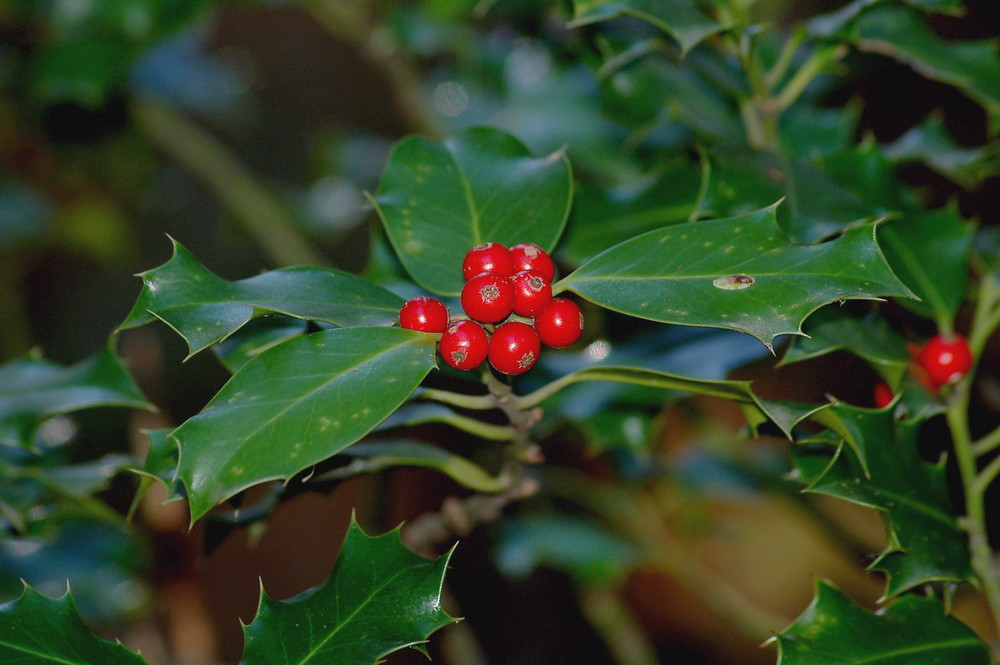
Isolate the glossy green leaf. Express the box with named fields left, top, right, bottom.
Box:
left=119, top=239, right=403, bottom=356
left=779, top=307, right=910, bottom=385
left=173, top=327, right=438, bottom=522
left=557, top=204, right=914, bottom=349
left=882, top=114, right=994, bottom=187
left=373, top=128, right=571, bottom=296
left=0, top=584, right=147, bottom=664
left=241, top=518, right=455, bottom=664
left=798, top=405, right=971, bottom=595
left=879, top=205, right=975, bottom=324
left=570, top=0, right=730, bottom=55
left=212, top=316, right=310, bottom=373
left=853, top=6, right=1000, bottom=125
left=340, top=441, right=509, bottom=492
left=772, top=581, right=988, bottom=664
left=0, top=345, right=149, bottom=448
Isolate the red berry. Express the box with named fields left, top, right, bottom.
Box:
left=439, top=320, right=489, bottom=371
left=489, top=321, right=540, bottom=375
left=873, top=381, right=894, bottom=408
left=463, top=242, right=514, bottom=281
left=399, top=296, right=449, bottom=333
left=510, top=243, right=555, bottom=283
left=534, top=298, right=583, bottom=348
left=510, top=270, right=552, bottom=317
left=461, top=272, right=515, bottom=323
left=917, top=334, right=973, bottom=387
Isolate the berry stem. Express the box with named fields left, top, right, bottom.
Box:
left=415, top=387, right=495, bottom=410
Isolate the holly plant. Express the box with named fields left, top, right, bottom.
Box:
left=3, top=0, right=1000, bottom=664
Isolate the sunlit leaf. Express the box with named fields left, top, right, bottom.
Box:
left=772, top=581, right=988, bottom=664
left=374, top=127, right=571, bottom=296
left=0, top=584, right=146, bottom=664
left=119, top=239, right=402, bottom=356
left=558, top=204, right=914, bottom=349
left=173, top=327, right=437, bottom=521
left=241, top=518, right=455, bottom=664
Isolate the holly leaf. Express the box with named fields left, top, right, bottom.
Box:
left=373, top=127, right=572, bottom=296
left=771, top=581, right=988, bottom=664
left=882, top=113, right=994, bottom=187
left=241, top=518, right=455, bottom=665
left=779, top=307, right=911, bottom=386
left=212, top=316, right=310, bottom=373
left=0, top=345, right=149, bottom=448
left=119, top=239, right=403, bottom=356
left=0, top=584, right=147, bottom=664
left=172, top=327, right=437, bottom=522
left=879, top=205, right=975, bottom=324
left=557, top=204, right=914, bottom=350
left=797, top=405, right=972, bottom=596
left=569, top=0, right=730, bottom=55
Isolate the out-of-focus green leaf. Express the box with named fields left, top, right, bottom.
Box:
left=558, top=204, right=913, bottom=349
left=562, top=165, right=701, bottom=266
left=373, top=127, right=572, bottom=296
left=700, top=147, right=876, bottom=243
left=779, top=307, right=910, bottom=385
left=173, top=327, right=437, bottom=522
left=339, top=441, right=508, bottom=492
left=882, top=113, right=994, bottom=187
left=0, top=345, right=149, bottom=449
left=241, top=518, right=455, bottom=664
left=879, top=205, right=975, bottom=324
left=570, top=0, right=731, bottom=55
left=495, top=515, right=637, bottom=585
left=771, top=581, right=988, bottom=664
left=781, top=105, right=858, bottom=160
left=119, top=239, right=402, bottom=356
left=0, top=584, right=147, bottom=663
left=0, top=182, right=51, bottom=250
left=796, top=405, right=971, bottom=595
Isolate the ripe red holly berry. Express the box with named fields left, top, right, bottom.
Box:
left=461, top=272, right=515, bottom=323
left=510, top=270, right=552, bottom=317
left=439, top=320, right=489, bottom=371
left=917, top=334, right=973, bottom=387
left=534, top=298, right=583, bottom=348
left=488, top=321, right=540, bottom=375
left=463, top=242, right=514, bottom=281
left=873, top=381, right=894, bottom=409
left=398, top=296, right=449, bottom=333
left=510, top=243, right=555, bottom=282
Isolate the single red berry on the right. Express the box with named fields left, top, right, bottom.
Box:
left=510, top=243, right=555, bottom=283
left=489, top=321, right=541, bottom=375
left=461, top=272, right=515, bottom=323
left=511, top=270, right=552, bottom=317
left=440, top=320, right=489, bottom=371
left=917, top=334, right=973, bottom=387
left=463, top=242, right=514, bottom=281
left=873, top=381, right=894, bottom=409
left=399, top=296, right=449, bottom=333
left=534, top=297, right=583, bottom=348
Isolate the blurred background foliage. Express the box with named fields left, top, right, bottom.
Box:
left=1, top=0, right=999, bottom=663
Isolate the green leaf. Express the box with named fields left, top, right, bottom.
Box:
left=557, top=204, right=914, bottom=349
left=172, top=327, right=437, bottom=522
left=0, top=584, right=147, bottom=664
left=212, top=316, right=310, bottom=373
left=799, top=405, right=972, bottom=595
left=373, top=127, right=572, bottom=296
left=241, top=518, right=455, bottom=665
left=882, top=113, right=994, bottom=187
left=0, top=345, right=149, bottom=448
left=119, top=239, right=403, bottom=356
left=879, top=205, right=975, bottom=324
left=772, top=581, right=988, bottom=664
left=340, top=441, right=509, bottom=492
left=779, top=307, right=911, bottom=386
left=570, top=0, right=731, bottom=55
left=852, top=6, right=1000, bottom=126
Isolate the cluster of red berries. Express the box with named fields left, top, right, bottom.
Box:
left=398, top=242, right=583, bottom=375
left=873, top=333, right=973, bottom=407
